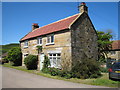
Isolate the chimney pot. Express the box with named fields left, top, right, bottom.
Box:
left=32, top=23, right=39, bottom=31
left=81, top=2, right=86, bottom=5
left=78, top=2, right=88, bottom=14
left=33, top=23, right=38, bottom=26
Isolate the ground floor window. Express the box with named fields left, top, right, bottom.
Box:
left=48, top=53, right=61, bottom=68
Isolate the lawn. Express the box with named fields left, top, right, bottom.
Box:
left=2, top=63, right=120, bottom=88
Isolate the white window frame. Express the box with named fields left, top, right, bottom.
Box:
left=48, top=53, right=61, bottom=68
left=24, top=40, right=28, bottom=48
left=37, top=37, right=42, bottom=45
left=46, top=34, right=54, bottom=45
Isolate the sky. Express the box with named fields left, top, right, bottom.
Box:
left=2, top=2, right=118, bottom=45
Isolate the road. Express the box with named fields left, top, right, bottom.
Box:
left=2, top=67, right=109, bottom=88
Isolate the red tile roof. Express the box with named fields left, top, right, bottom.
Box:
left=20, top=14, right=80, bottom=41
left=112, top=40, right=120, bottom=50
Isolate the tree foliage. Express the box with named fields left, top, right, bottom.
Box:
left=97, top=31, right=113, bottom=63
left=7, top=47, right=22, bottom=66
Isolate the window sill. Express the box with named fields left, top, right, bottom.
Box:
left=46, top=43, right=54, bottom=46
left=37, top=44, right=42, bottom=46
left=24, top=46, right=28, bottom=48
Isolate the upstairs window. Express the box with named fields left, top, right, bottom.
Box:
left=51, top=35, right=54, bottom=43
left=24, top=40, right=28, bottom=48
left=37, top=37, right=42, bottom=45
left=47, top=34, right=54, bottom=45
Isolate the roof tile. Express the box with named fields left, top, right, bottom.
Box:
left=112, top=40, right=120, bottom=50
left=20, top=14, right=79, bottom=41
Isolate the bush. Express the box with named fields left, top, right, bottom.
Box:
left=24, top=55, right=38, bottom=70
left=71, top=59, right=102, bottom=79
left=3, top=56, right=9, bottom=63
left=41, top=56, right=101, bottom=79
left=0, top=60, right=5, bottom=64
left=7, top=47, right=22, bottom=66
left=59, top=71, right=72, bottom=79
left=42, top=68, right=50, bottom=74
left=49, top=68, right=60, bottom=76
left=42, top=55, right=50, bottom=69
left=100, top=67, right=108, bottom=73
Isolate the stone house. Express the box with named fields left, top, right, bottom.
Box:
left=20, top=2, right=98, bottom=71
left=107, top=40, right=120, bottom=61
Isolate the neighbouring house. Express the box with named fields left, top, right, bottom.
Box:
left=107, top=40, right=120, bottom=61
left=20, top=2, right=98, bottom=71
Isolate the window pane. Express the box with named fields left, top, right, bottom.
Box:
left=57, top=59, right=61, bottom=66
left=51, top=35, right=54, bottom=43
left=49, top=57, right=52, bottom=59
left=47, top=36, right=50, bottom=43
left=53, top=59, right=57, bottom=65
left=49, top=54, right=52, bottom=56
left=37, top=38, right=42, bottom=44
left=57, top=53, right=61, bottom=56
left=53, top=54, right=56, bottom=56
left=53, top=57, right=56, bottom=59
left=24, top=41, right=28, bottom=46
left=40, top=38, right=42, bottom=44
left=37, top=39, right=39, bottom=44
left=57, top=57, right=61, bottom=59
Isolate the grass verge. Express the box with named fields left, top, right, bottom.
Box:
left=2, top=63, right=120, bottom=88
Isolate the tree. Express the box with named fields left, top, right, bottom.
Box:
left=97, top=31, right=113, bottom=63
left=7, top=47, right=22, bottom=66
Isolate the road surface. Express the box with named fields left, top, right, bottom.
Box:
left=2, top=67, right=110, bottom=88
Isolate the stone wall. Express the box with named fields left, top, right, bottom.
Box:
left=71, top=13, right=98, bottom=68
left=20, top=30, right=72, bottom=70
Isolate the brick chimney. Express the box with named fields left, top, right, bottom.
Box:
left=32, top=23, right=39, bottom=31
left=78, top=2, right=88, bottom=14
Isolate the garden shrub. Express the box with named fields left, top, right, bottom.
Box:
left=71, top=59, right=102, bottom=79
left=0, top=60, right=5, bottom=64
left=7, top=47, right=22, bottom=66
left=100, top=67, right=108, bottom=73
left=42, top=55, right=50, bottom=69
left=41, top=55, right=101, bottom=79
left=58, top=70, right=68, bottom=77
left=3, top=56, right=9, bottom=63
left=49, top=68, right=60, bottom=76
left=60, top=71, right=72, bottom=79
left=24, top=55, right=38, bottom=70
left=42, top=68, right=50, bottom=74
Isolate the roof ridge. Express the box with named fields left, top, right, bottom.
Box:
left=68, top=13, right=82, bottom=29
left=33, top=13, right=79, bottom=32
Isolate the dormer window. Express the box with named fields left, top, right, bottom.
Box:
left=37, top=37, right=42, bottom=45
left=46, top=34, right=54, bottom=45
left=24, top=40, right=28, bottom=48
